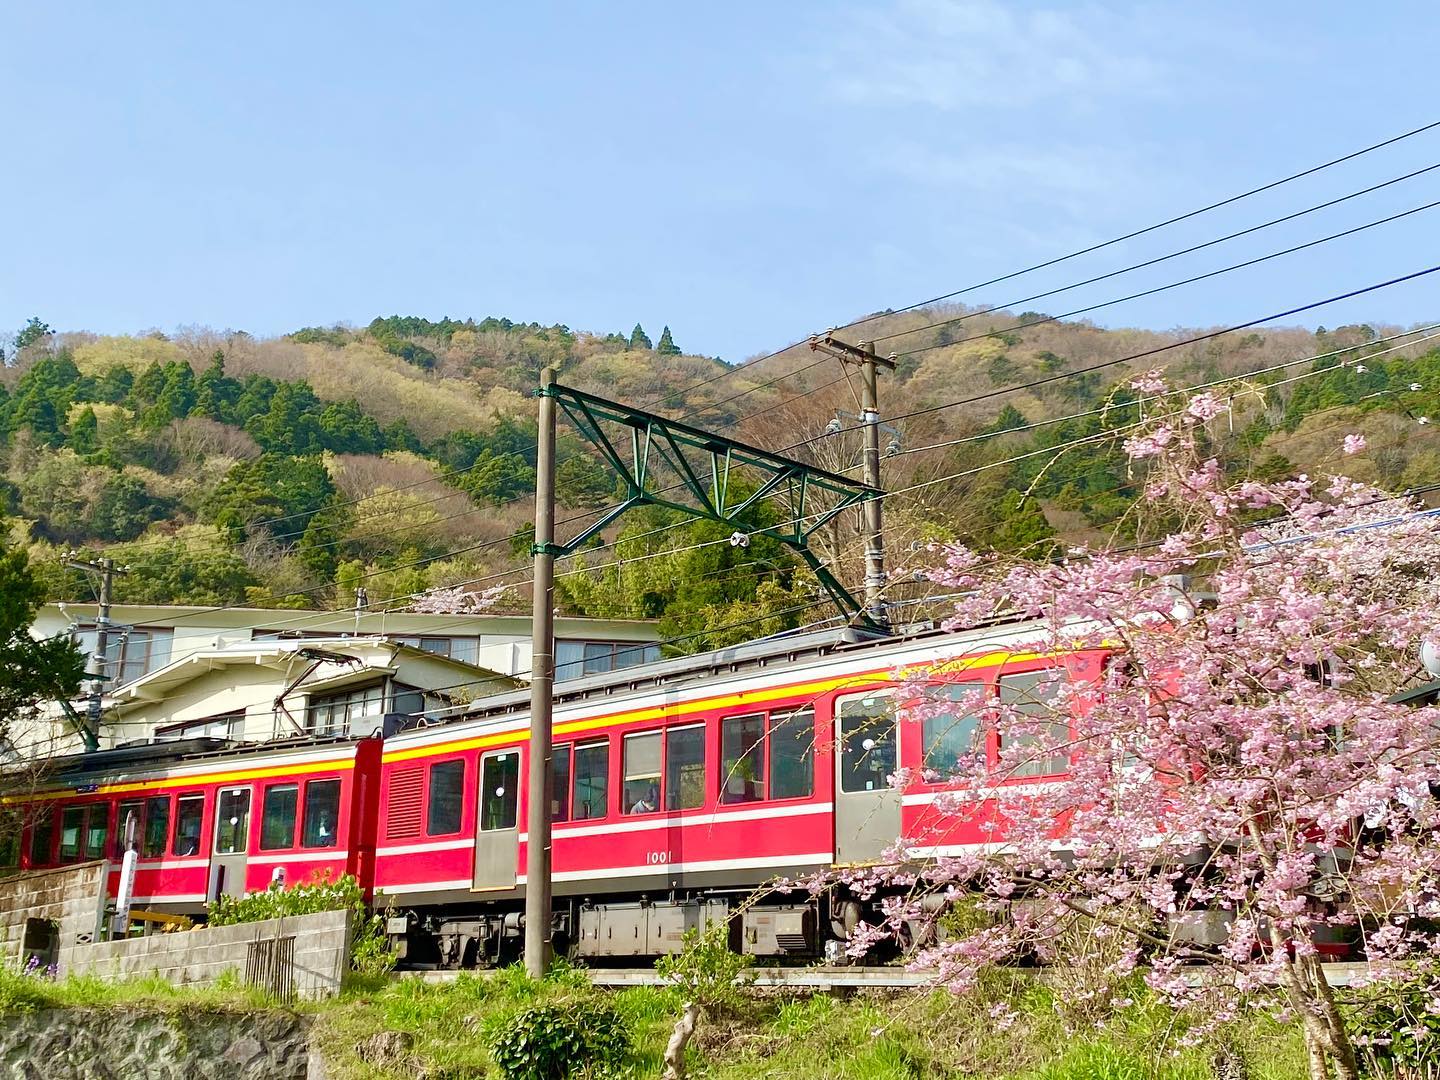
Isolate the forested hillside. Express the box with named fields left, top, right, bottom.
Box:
left=3, top=309, right=1436, bottom=650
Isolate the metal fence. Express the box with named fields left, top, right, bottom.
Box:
left=244, top=934, right=296, bottom=1003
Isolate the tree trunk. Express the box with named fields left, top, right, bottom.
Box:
left=662, top=1002, right=701, bottom=1080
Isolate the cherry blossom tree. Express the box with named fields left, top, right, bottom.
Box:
left=406, top=583, right=507, bottom=615
left=846, top=374, right=1440, bottom=1080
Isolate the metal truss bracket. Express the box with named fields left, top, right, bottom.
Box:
left=545, top=381, right=886, bottom=631
left=531, top=542, right=567, bottom=557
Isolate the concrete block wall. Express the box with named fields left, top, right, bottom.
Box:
left=0, top=862, right=105, bottom=967
left=62, top=908, right=352, bottom=999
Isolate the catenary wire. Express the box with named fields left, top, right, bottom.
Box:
left=647, top=119, right=1440, bottom=405
left=869, top=161, right=1440, bottom=347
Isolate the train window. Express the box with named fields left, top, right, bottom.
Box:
left=426, top=762, right=464, bottom=836
left=260, top=784, right=299, bottom=850
left=116, top=800, right=144, bottom=856
left=922, top=683, right=986, bottom=778
left=623, top=732, right=662, bottom=814
left=665, top=725, right=706, bottom=810
left=58, top=808, right=83, bottom=862
left=143, top=796, right=169, bottom=858
left=214, top=787, right=251, bottom=855
left=81, top=805, right=108, bottom=861
left=839, top=694, right=897, bottom=793
left=721, top=714, right=766, bottom=804
left=479, top=752, right=519, bottom=832
left=172, top=795, right=204, bottom=856
left=998, top=672, right=1070, bottom=778
left=28, top=810, right=54, bottom=866
left=303, top=779, right=342, bottom=847
left=551, top=747, right=571, bottom=823
left=573, top=741, right=608, bottom=820
left=771, top=708, right=815, bottom=800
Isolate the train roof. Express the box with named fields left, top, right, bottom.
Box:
left=2, top=733, right=366, bottom=789
left=402, top=620, right=961, bottom=733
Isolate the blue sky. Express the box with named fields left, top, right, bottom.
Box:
left=3, top=1, right=1437, bottom=362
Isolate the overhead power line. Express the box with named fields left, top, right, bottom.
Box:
left=783, top=263, right=1440, bottom=452
left=649, top=118, right=1440, bottom=406
left=870, top=160, right=1440, bottom=347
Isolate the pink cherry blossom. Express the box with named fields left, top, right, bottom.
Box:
left=822, top=389, right=1440, bottom=1080
left=1343, top=434, right=1367, bottom=455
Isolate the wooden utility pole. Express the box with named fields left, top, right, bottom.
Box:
left=524, top=367, right=558, bottom=977
left=63, top=554, right=127, bottom=752
left=809, top=335, right=896, bottom=629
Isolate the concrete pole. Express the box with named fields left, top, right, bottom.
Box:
left=89, top=557, right=114, bottom=735
left=524, top=367, right=558, bottom=978
left=858, top=344, right=887, bottom=627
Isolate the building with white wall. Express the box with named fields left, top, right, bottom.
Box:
left=22, top=604, right=661, bottom=758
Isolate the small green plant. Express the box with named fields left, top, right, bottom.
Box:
left=207, top=871, right=397, bottom=977
left=1346, top=964, right=1440, bottom=1078
left=487, top=999, right=631, bottom=1079
left=654, top=923, right=751, bottom=1018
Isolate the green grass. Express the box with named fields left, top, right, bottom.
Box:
left=0, top=963, right=1313, bottom=1080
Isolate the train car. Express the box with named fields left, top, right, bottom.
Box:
left=374, top=618, right=1105, bottom=968
left=13, top=735, right=382, bottom=912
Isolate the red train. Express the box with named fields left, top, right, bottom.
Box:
left=9, top=620, right=1103, bottom=966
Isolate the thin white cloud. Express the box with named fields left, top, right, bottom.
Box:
left=823, top=0, right=1186, bottom=111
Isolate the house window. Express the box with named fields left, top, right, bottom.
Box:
left=156, top=712, right=245, bottom=741
left=307, top=684, right=385, bottom=736
left=75, top=626, right=174, bottom=689
left=555, top=641, right=662, bottom=681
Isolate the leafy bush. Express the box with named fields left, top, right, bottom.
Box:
left=487, top=999, right=631, bottom=1079
left=1346, top=965, right=1440, bottom=1078
left=654, top=923, right=751, bottom=1017
left=206, top=872, right=396, bottom=978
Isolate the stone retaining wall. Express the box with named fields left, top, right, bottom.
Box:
left=62, top=909, right=352, bottom=1000
left=0, top=1007, right=320, bottom=1080
left=0, top=864, right=105, bottom=969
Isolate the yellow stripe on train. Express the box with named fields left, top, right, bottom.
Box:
left=381, top=647, right=1053, bottom=765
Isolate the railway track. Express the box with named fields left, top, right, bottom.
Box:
left=404, top=961, right=1379, bottom=990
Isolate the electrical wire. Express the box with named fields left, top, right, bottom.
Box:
left=779, top=263, right=1440, bottom=454
left=869, top=161, right=1440, bottom=347
left=645, top=119, right=1440, bottom=406
left=869, top=197, right=1440, bottom=365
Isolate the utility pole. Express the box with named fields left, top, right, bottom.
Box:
left=63, top=554, right=127, bottom=752
left=809, top=334, right=896, bottom=629
left=524, top=366, right=558, bottom=978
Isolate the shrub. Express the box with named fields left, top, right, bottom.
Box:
left=488, top=999, right=631, bottom=1079
left=206, top=872, right=396, bottom=977
left=1346, top=965, right=1440, bottom=1078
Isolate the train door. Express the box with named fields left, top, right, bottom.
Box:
left=209, top=786, right=252, bottom=899
left=473, top=748, right=521, bottom=891
left=834, top=690, right=902, bottom=864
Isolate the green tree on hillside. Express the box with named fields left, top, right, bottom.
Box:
left=0, top=522, right=87, bottom=739
left=69, top=407, right=99, bottom=456
left=656, top=326, right=680, bottom=355
left=629, top=324, right=653, bottom=351
left=13, top=317, right=52, bottom=352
